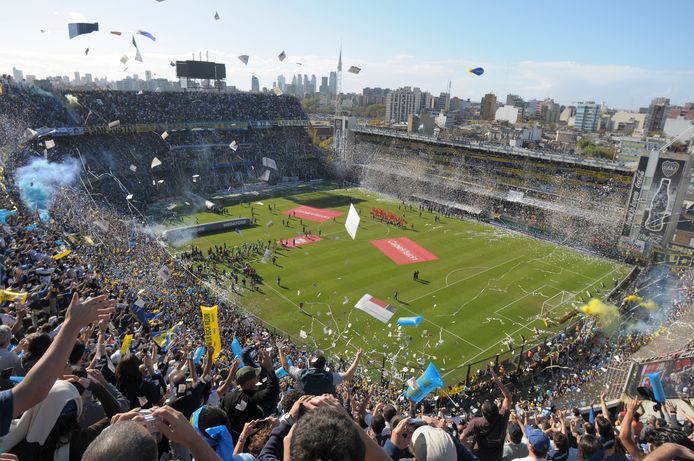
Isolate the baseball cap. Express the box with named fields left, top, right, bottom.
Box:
left=525, top=425, right=550, bottom=454
left=411, top=425, right=457, bottom=461
left=236, top=366, right=259, bottom=385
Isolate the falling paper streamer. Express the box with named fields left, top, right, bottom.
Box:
left=84, top=48, right=89, bottom=55
left=259, top=170, right=270, bottom=182
left=68, top=22, right=99, bottom=39
left=129, top=164, right=137, bottom=172
left=273, top=87, right=283, bottom=96
left=108, top=120, right=120, bottom=128
left=262, top=157, right=277, bottom=170
left=169, top=61, right=175, bottom=67
left=120, top=55, right=129, bottom=64
left=151, top=157, right=162, bottom=169
left=214, top=11, right=220, bottom=20
left=238, top=55, right=249, bottom=65
left=126, top=194, right=133, bottom=200
left=161, top=131, right=169, bottom=140
left=45, top=139, right=55, bottom=150
left=229, top=140, right=238, bottom=151
left=110, top=31, right=122, bottom=36
left=132, top=35, right=143, bottom=62
left=296, top=62, right=303, bottom=66
left=345, top=203, right=360, bottom=240
left=136, top=30, right=156, bottom=41
left=278, top=51, right=286, bottom=61
left=348, top=66, right=361, bottom=74
left=299, top=330, right=308, bottom=339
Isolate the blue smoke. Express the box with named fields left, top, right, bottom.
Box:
left=15, top=158, right=81, bottom=221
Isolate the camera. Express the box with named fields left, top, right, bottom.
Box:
left=139, top=409, right=161, bottom=435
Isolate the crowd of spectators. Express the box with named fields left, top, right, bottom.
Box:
left=0, top=82, right=692, bottom=460
left=0, top=159, right=691, bottom=460
left=63, top=91, right=306, bottom=126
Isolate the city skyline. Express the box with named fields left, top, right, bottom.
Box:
left=1, top=0, right=693, bottom=109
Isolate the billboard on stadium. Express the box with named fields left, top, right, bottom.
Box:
left=651, top=248, right=694, bottom=268
left=621, top=156, right=649, bottom=237
left=638, top=157, right=687, bottom=244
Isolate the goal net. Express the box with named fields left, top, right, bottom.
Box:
left=541, top=291, right=576, bottom=317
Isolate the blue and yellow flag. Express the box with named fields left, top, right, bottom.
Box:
left=152, top=321, right=183, bottom=351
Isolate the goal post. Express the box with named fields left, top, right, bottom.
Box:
left=541, top=290, right=577, bottom=317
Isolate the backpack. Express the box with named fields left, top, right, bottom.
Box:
left=299, top=368, right=336, bottom=396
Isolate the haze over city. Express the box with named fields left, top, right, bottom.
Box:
left=2, top=0, right=694, bottom=108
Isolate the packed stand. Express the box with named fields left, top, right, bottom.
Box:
left=63, top=91, right=306, bottom=126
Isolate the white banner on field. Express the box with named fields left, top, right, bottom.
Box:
left=354, top=294, right=395, bottom=323
left=345, top=204, right=360, bottom=240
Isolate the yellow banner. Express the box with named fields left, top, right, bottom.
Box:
left=121, top=334, right=133, bottom=355
left=200, top=305, right=221, bottom=362
left=1, top=290, right=28, bottom=304
left=52, top=249, right=72, bottom=260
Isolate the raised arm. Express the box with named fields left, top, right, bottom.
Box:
left=600, top=389, right=609, bottom=419
left=11, top=294, right=115, bottom=419
left=217, top=359, right=239, bottom=398
left=341, top=349, right=363, bottom=382
left=490, top=368, right=512, bottom=411
left=619, top=397, right=642, bottom=461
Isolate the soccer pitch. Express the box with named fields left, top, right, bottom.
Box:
left=170, top=185, right=631, bottom=385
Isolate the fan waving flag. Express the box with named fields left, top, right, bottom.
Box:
left=355, top=294, right=395, bottom=323
left=152, top=321, right=183, bottom=351
left=68, top=22, right=99, bottom=39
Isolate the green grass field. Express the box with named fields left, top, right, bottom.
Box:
left=168, top=184, right=631, bottom=385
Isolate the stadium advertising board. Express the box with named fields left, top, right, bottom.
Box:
left=638, top=158, right=686, bottom=244
left=622, top=156, right=649, bottom=237
left=652, top=248, right=694, bottom=267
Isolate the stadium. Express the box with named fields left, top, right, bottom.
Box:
left=0, top=10, right=693, bottom=460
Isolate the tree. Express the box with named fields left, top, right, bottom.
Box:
left=302, top=98, right=320, bottom=113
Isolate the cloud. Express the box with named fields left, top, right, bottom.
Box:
left=1, top=44, right=691, bottom=109
left=513, top=61, right=694, bottom=107
left=67, top=11, right=87, bottom=23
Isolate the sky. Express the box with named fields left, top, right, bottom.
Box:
left=1, top=0, right=693, bottom=109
